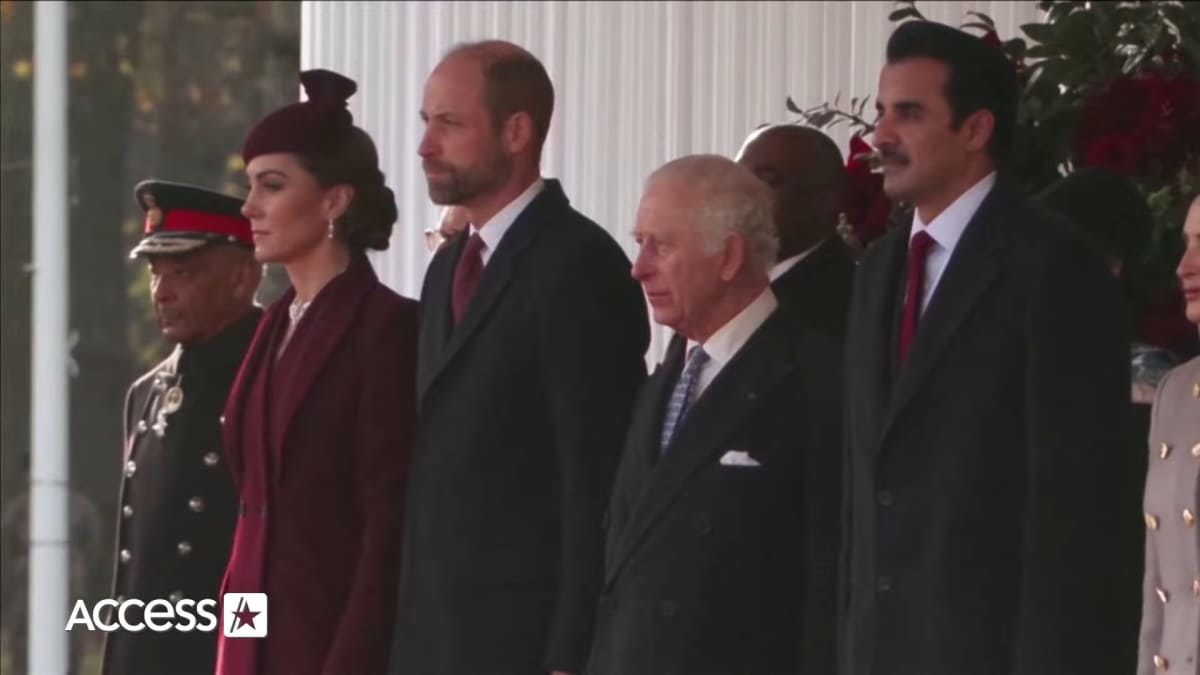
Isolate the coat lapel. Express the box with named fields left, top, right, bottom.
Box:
left=606, top=313, right=797, bottom=583
left=269, top=255, right=378, bottom=482
left=221, top=308, right=280, bottom=489
left=880, top=180, right=1012, bottom=443
left=603, top=341, right=682, bottom=574
left=852, top=228, right=908, bottom=453
left=418, top=181, right=570, bottom=403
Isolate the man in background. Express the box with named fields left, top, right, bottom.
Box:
left=736, top=124, right=856, bottom=340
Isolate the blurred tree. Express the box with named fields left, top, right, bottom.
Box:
left=1, top=3, right=300, bottom=669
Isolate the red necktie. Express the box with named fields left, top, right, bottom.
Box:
left=451, top=233, right=485, bottom=324
left=898, top=230, right=935, bottom=365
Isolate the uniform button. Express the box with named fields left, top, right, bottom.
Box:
left=877, top=490, right=894, bottom=507
left=203, top=452, right=220, bottom=467
left=188, top=497, right=205, bottom=513
left=124, top=460, right=137, bottom=478
left=177, top=541, right=192, bottom=556
left=219, top=415, right=226, bottom=426
left=1184, top=509, right=1195, bottom=527
left=168, top=591, right=184, bottom=603
left=1157, top=587, right=1170, bottom=604
left=658, top=600, right=678, bottom=618
left=1154, top=654, right=1168, bottom=670
left=122, top=505, right=134, bottom=519
left=119, top=549, right=132, bottom=564
left=693, top=514, right=712, bottom=535
left=136, top=420, right=148, bottom=434
left=876, top=575, right=892, bottom=592
left=1160, top=443, right=1172, bottom=459
left=1146, top=513, right=1159, bottom=530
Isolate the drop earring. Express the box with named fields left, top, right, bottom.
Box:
left=327, top=218, right=335, bottom=239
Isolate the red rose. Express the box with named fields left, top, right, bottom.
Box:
left=842, top=136, right=893, bottom=247
left=1082, top=133, right=1141, bottom=175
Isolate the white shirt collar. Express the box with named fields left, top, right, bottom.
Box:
left=768, top=238, right=827, bottom=282
left=908, top=171, right=997, bottom=253
left=470, top=178, right=546, bottom=265
left=686, top=286, right=779, bottom=368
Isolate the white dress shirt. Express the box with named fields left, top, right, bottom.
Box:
left=768, top=238, right=827, bottom=282
left=469, top=178, right=546, bottom=267
left=685, top=287, right=779, bottom=400
left=908, top=172, right=997, bottom=314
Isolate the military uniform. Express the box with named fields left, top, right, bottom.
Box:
left=1139, top=356, right=1200, bottom=675
left=101, top=180, right=261, bottom=675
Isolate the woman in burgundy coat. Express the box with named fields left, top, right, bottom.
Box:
left=214, top=69, right=417, bottom=675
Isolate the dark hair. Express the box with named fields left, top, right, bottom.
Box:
left=296, top=127, right=397, bottom=251
left=885, top=20, right=1018, bottom=165
left=448, top=42, right=555, bottom=162
left=1036, top=167, right=1154, bottom=263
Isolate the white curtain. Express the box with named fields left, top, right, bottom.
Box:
left=302, top=0, right=1042, bottom=362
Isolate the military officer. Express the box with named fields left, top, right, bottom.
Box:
left=102, top=180, right=262, bottom=675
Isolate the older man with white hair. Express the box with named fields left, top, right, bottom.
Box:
left=584, top=154, right=844, bottom=675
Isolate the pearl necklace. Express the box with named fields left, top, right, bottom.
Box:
left=289, top=299, right=312, bottom=325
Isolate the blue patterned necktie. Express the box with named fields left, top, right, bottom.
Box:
left=660, top=346, right=710, bottom=454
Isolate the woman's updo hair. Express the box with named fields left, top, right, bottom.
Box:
left=296, top=127, right=397, bottom=251
left=242, top=68, right=398, bottom=251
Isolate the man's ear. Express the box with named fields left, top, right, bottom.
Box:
left=501, top=112, right=535, bottom=156
left=718, top=234, right=746, bottom=282
left=962, top=108, right=995, bottom=154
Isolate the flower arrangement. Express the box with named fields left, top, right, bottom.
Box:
left=791, top=0, right=1200, bottom=355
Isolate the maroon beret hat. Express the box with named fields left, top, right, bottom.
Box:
left=241, top=68, right=358, bottom=164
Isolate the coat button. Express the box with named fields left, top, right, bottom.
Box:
left=219, top=415, right=226, bottom=426
left=1154, top=654, right=1168, bottom=670
left=1185, top=509, right=1195, bottom=527
left=876, top=575, right=892, bottom=592
left=119, top=549, right=132, bottom=564
left=1160, top=443, right=1172, bottom=459
left=694, top=514, right=712, bottom=535
left=1146, top=513, right=1159, bottom=530
left=124, top=460, right=137, bottom=478
left=1192, top=443, right=1200, bottom=458
left=122, top=505, right=134, bottom=519
left=1157, top=587, right=1170, bottom=604
left=203, top=452, right=220, bottom=467
left=177, top=541, right=192, bottom=556
left=877, top=490, right=894, bottom=507
left=136, top=420, right=148, bottom=434
left=658, top=600, right=679, bottom=618
left=188, top=497, right=205, bottom=513
left=168, top=591, right=184, bottom=603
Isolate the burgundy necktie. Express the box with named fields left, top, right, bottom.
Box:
left=451, top=233, right=484, bottom=324
left=898, top=230, right=936, bottom=365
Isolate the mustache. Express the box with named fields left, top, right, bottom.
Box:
left=423, top=160, right=456, bottom=174
left=878, top=146, right=910, bottom=165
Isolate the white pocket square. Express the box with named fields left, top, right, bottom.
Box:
left=719, top=450, right=761, bottom=467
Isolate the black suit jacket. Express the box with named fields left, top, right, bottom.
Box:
left=771, top=236, right=856, bottom=341
left=839, top=176, right=1142, bottom=675
left=586, top=307, right=843, bottom=675
left=390, top=180, right=650, bottom=675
